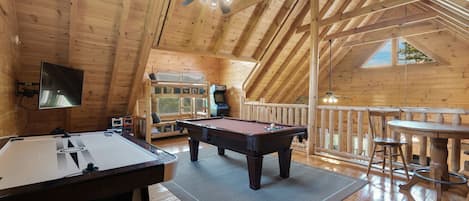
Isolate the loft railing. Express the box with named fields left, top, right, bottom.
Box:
left=240, top=99, right=469, bottom=172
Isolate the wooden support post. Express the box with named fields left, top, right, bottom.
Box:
left=451, top=114, right=461, bottom=172
left=144, top=80, right=152, bottom=143
left=307, top=0, right=319, bottom=155
left=419, top=113, right=428, bottom=166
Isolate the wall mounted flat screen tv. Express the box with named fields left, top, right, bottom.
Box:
left=39, top=62, right=84, bottom=109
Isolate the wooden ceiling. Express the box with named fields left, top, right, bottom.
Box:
left=153, top=0, right=468, bottom=104
left=12, top=0, right=468, bottom=131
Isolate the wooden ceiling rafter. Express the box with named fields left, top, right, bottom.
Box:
left=225, top=0, right=266, bottom=16
left=251, top=0, right=299, bottom=60
left=247, top=1, right=311, bottom=100
left=270, top=58, right=310, bottom=103
left=243, top=0, right=306, bottom=97
left=320, top=0, right=421, bottom=27
left=422, top=0, right=468, bottom=27
left=343, top=21, right=446, bottom=47
left=232, top=1, right=271, bottom=57
left=105, top=0, right=131, bottom=118
left=296, top=0, right=353, bottom=34
left=256, top=31, right=310, bottom=100
left=127, top=0, right=170, bottom=113
left=323, top=11, right=438, bottom=41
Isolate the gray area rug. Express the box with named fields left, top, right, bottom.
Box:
left=163, top=146, right=367, bottom=201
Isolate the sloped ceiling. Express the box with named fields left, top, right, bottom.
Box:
left=13, top=0, right=468, bottom=132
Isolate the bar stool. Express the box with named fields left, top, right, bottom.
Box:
left=366, top=110, right=410, bottom=182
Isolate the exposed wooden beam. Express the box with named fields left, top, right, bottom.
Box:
left=190, top=5, right=208, bottom=48
left=297, top=0, right=353, bottom=33
left=105, top=0, right=131, bottom=118
left=210, top=16, right=232, bottom=53
left=248, top=2, right=310, bottom=100
left=343, top=21, right=446, bottom=47
left=435, top=18, right=469, bottom=41
left=319, top=0, right=335, bottom=20
left=323, top=11, right=438, bottom=41
left=320, top=0, right=421, bottom=27
left=422, top=0, right=468, bottom=30
left=156, top=46, right=258, bottom=62
left=307, top=0, right=320, bottom=155
left=232, top=1, right=270, bottom=57
left=251, top=0, right=298, bottom=60
left=127, top=0, right=170, bottom=114
left=225, top=0, right=265, bottom=16
left=257, top=32, right=310, bottom=99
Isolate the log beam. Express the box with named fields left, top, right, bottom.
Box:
left=307, top=0, right=320, bottom=155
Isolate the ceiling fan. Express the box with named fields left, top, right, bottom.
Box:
left=182, top=0, right=233, bottom=14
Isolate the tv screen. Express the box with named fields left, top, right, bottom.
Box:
left=39, top=62, right=84, bottom=109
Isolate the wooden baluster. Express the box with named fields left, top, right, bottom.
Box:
left=451, top=114, right=461, bottom=172
left=301, top=108, right=307, bottom=126
left=320, top=109, right=326, bottom=149
left=419, top=113, right=428, bottom=166
left=405, top=112, right=413, bottom=163
left=277, top=107, right=282, bottom=124
left=357, top=111, right=363, bottom=155
left=367, top=116, right=373, bottom=157
left=337, top=110, right=344, bottom=152
left=294, top=108, right=300, bottom=126
left=288, top=108, right=294, bottom=125
left=347, top=110, right=353, bottom=153
left=391, top=114, right=399, bottom=160
left=329, top=110, right=335, bottom=150
left=282, top=107, right=287, bottom=124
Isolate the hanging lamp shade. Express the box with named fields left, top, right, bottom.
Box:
left=322, top=40, right=338, bottom=104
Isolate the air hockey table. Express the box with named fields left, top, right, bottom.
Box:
left=0, top=131, right=177, bottom=201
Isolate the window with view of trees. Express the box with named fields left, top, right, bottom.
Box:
left=362, top=38, right=435, bottom=68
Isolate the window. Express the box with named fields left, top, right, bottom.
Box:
left=181, top=98, right=192, bottom=113
left=194, top=98, right=207, bottom=114
left=397, top=38, right=434, bottom=65
left=362, top=40, right=392, bottom=68
left=362, top=38, right=435, bottom=68
left=158, top=97, right=180, bottom=114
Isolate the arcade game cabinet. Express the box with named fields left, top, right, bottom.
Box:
left=210, top=84, right=229, bottom=117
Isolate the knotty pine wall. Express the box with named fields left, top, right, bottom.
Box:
left=316, top=31, right=469, bottom=108
left=219, top=60, right=256, bottom=117
left=146, top=49, right=222, bottom=84
left=144, top=49, right=255, bottom=118
left=0, top=0, right=26, bottom=136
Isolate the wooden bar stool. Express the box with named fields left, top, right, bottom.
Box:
left=366, top=110, right=410, bottom=183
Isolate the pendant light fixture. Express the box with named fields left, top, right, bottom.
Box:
left=322, top=39, right=338, bottom=104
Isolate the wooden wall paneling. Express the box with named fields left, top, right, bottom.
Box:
left=231, top=1, right=270, bottom=57
left=0, top=0, right=26, bottom=136
left=224, top=0, right=266, bottom=16
left=271, top=60, right=309, bottom=103
left=219, top=60, right=256, bottom=117
left=127, top=0, right=169, bottom=114
left=145, top=49, right=222, bottom=84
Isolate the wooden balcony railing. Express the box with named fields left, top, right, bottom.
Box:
left=240, top=99, right=469, bottom=171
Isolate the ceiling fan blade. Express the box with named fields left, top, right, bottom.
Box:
left=219, top=1, right=231, bottom=14
left=182, top=0, right=194, bottom=6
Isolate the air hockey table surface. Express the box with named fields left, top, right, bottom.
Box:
left=0, top=131, right=177, bottom=201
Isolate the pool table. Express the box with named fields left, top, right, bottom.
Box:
left=0, top=131, right=177, bottom=201
left=176, top=117, right=307, bottom=190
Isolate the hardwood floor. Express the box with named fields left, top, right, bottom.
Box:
left=149, top=136, right=468, bottom=201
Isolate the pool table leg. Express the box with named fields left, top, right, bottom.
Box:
left=247, top=155, right=263, bottom=190
left=188, top=138, right=199, bottom=161
left=278, top=148, right=292, bottom=178
left=218, top=147, right=225, bottom=155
